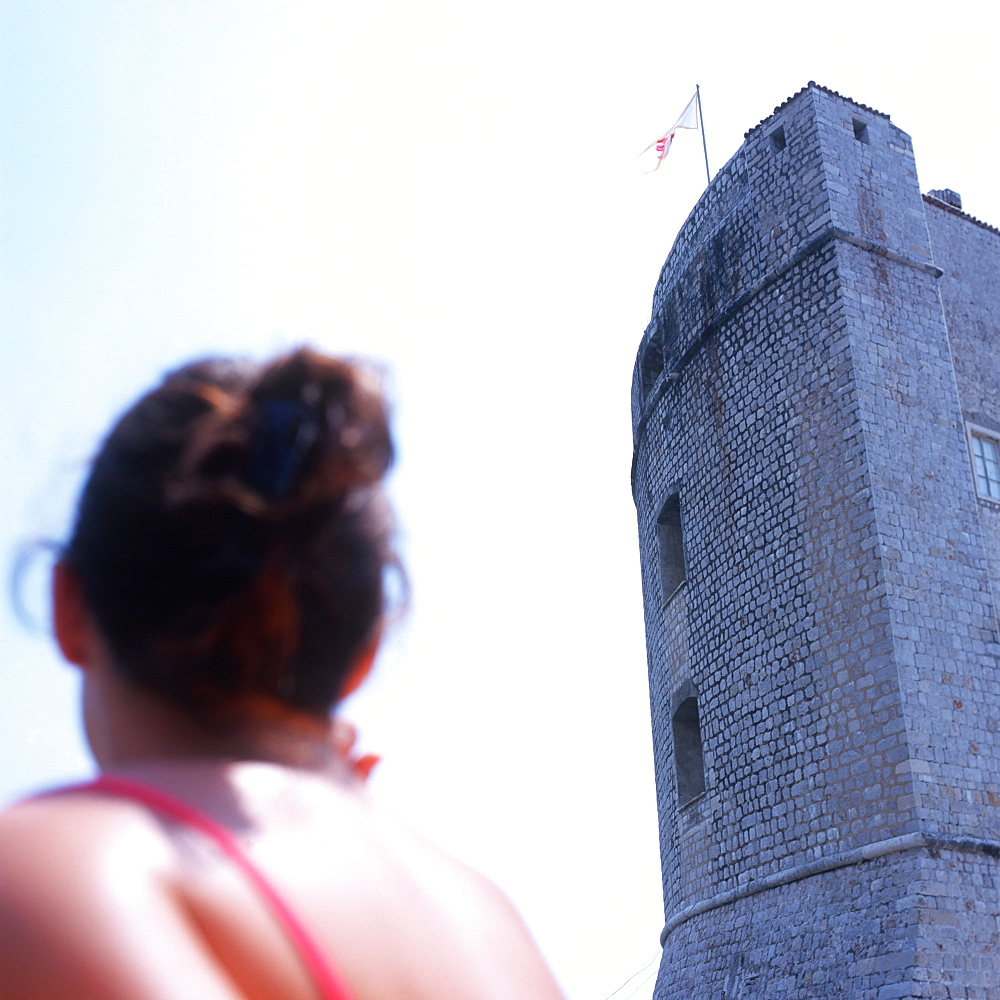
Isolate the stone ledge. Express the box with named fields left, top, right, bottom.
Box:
left=659, top=830, right=1000, bottom=945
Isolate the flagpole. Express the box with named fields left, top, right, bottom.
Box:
left=696, top=84, right=710, bottom=185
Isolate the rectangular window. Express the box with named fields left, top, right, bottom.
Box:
left=968, top=424, right=1000, bottom=500
left=672, top=697, right=706, bottom=807
left=656, top=494, right=685, bottom=604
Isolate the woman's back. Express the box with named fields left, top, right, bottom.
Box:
left=0, top=760, right=562, bottom=1000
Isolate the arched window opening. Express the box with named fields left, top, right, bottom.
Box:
left=656, top=494, right=685, bottom=604
left=672, top=697, right=705, bottom=806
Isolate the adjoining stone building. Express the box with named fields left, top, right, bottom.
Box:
left=631, top=83, right=1000, bottom=998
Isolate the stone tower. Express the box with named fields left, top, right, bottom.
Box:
left=631, top=83, right=1000, bottom=998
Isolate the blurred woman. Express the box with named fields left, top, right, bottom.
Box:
left=0, top=348, right=565, bottom=1000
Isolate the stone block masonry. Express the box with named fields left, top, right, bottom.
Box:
left=632, top=83, right=1000, bottom=998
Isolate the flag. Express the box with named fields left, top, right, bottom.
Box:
left=642, top=92, right=700, bottom=172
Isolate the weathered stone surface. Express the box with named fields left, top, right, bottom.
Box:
left=632, top=83, right=1000, bottom=999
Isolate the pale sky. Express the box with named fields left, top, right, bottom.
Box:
left=2, top=4, right=999, bottom=999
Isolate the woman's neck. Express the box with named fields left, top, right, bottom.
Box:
left=83, top=662, right=338, bottom=772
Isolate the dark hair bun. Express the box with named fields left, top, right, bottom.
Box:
left=64, top=348, right=395, bottom=720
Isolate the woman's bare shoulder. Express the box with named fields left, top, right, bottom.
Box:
left=0, top=788, right=176, bottom=883
left=0, top=793, right=244, bottom=1000
left=337, top=803, right=568, bottom=1000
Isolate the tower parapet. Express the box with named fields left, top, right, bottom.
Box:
left=633, top=83, right=1000, bottom=998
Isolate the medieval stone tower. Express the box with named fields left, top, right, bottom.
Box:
left=631, top=83, right=1000, bottom=998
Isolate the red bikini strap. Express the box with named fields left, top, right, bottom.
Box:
left=74, top=774, right=355, bottom=1000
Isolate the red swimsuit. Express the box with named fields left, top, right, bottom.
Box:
left=64, top=775, right=356, bottom=1000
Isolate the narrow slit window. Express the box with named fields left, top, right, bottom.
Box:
left=672, top=697, right=706, bottom=806
left=852, top=118, right=869, bottom=144
left=656, top=494, right=685, bottom=603
left=969, top=428, right=1000, bottom=499
left=639, top=330, right=664, bottom=401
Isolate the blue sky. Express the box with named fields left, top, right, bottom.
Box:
left=2, top=3, right=999, bottom=998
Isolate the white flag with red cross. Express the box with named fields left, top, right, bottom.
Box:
left=642, top=92, right=701, bottom=172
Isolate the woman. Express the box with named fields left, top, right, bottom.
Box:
left=0, top=349, right=565, bottom=1000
